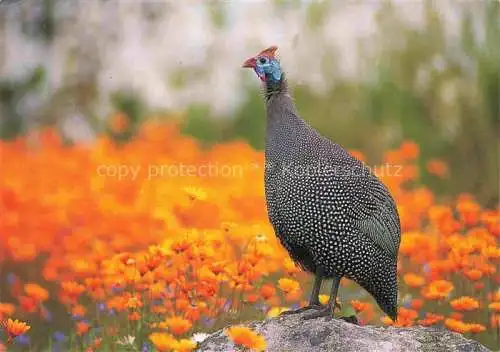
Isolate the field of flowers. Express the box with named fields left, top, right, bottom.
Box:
left=0, top=120, right=499, bottom=351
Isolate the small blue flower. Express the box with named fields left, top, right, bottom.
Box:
left=7, top=272, right=17, bottom=285
left=41, top=305, right=53, bottom=322
left=222, top=300, right=232, bottom=312
left=202, top=317, right=216, bottom=327
left=16, top=334, right=30, bottom=345
left=423, top=263, right=430, bottom=273
left=152, top=299, right=163, bottom=306
left=53, top=331, right=66, bottom=342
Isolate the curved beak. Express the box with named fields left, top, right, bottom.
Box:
left=242, top=57, right=257, bottom=68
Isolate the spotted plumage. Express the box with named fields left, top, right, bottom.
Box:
left=243, top=46, right=401, bottom=321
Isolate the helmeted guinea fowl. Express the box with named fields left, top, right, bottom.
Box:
left=242, top=46, right=401, bottom=321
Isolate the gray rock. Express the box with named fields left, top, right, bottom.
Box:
left=196, top=311, right=492, bottom=352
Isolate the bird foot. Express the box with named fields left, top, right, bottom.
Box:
left=279, top=304, right=323, bottom=316
left=301, top=307, right=333, bottom=320
left=302, top=309, right=359, bottom=323
left=339, top=315, right=359, bottom=325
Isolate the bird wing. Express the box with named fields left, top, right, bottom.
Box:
left=347, top=172, right=401, bottom=259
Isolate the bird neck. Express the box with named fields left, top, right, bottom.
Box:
left=264, top=73, right=288, bottom=101
left=265, top=80, right=312, bottom=163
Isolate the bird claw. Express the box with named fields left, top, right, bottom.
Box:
left=279, top=304, right=324, bottom=316
left=302, top=309, right=359, bottom=324
left=339, top=315, right=359, bottom=325
left=301, top=307, right=333, bottom=320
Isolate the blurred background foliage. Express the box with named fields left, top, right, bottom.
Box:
left=0, top=0, right=499, bottom=206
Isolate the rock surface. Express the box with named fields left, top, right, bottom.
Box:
left=196, top=311, right=492, bottom=352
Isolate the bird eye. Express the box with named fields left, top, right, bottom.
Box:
left=259, top=57, right=268, bottom=64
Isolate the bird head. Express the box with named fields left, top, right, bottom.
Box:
left=242, top=46, right=282, bottom=83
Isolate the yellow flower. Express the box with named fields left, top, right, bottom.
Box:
left=267, top=307, right=289, bottom=318
left=150, top=332, right=177, bottom=352
left=319, top=294, right=329, bottom=305
left=278, top=278, right=300, bottom=294
left=488, top=302, right=500, bottom=312
left=226, top=326, right=266, bottom=352
left=174, top=338, right=197, bottom=352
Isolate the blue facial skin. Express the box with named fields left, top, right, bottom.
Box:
left=255, top=56, right=282, bottom=82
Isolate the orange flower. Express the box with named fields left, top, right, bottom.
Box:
left=71, top=304, right=86, bottom=317
left=490, top=291, right=500, bottom=301
left=61, top=281, right=86, bottom=300
left=1, top=318, right=30, bottom=343
left=89, top=337, right=103, bottom=350
left=418, top=313, right=444, bottom=326
left=24, top=283, right=49, bottom=302
left=444, top=318, right=470, bottom=334
left=450, top=296, right=480, bottom=311
left=0, top=303, right=15, bottom=318
left=403, top=273, right=425, bottom=288
left=284, top=289, right=302, bottom=302
left=226, top=326, right=266, bottom=352
left=18, top=296, right=37, bottom=314
left=175, top=298, right=189, bottom=311
left=126, top=296, right=143, bottom=310
left=259, top=284, right=276, bottom=300
left=491, top=315, right=500, bottom=328
left=463, top=269, right=483, bottom=281
left=128, top=311, right=141, bottom=321
left=171, top=239, right=191, bottom=253
left=76, top=321, right=90, bottom=336
left=400, top=141, right=420, bottom=160
left=245, top=293, right=259, bottom=303
left=468, top=323, right=486, bottom=333
left=398, top=307, right=418, bottom=320
left=421, top=280, right=454, bottom=300
left=164, top=316, right=192, bottom=336
left=426, top=159, right=448, bottom=177
left=149, top=332, right=177, bottom=352
left=410, top=298, right=424, bottom=311
left=457, top=199, right=481, bottom=226
left=488, top=302, right=500, bottom=312
left=277, top=278, right=300, bottom=294
left=350, top=300, right=371, bottom=313
left=473, top=282, right=485, bottom=290
left=449, top=312, right=464, bottom=320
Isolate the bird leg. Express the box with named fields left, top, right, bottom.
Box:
left=302, top=275, right=341, bottom=320
left=308, top=267, right=323, bottom=306
left=280, top=268, right=324, bottom=316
